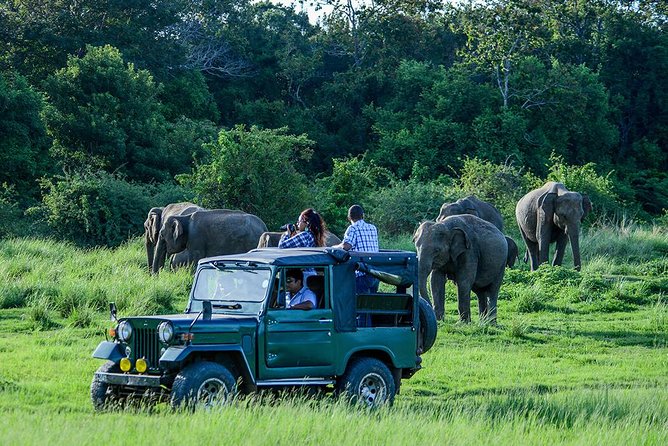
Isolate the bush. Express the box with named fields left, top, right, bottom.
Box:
left=546, top=154, right=621, bottom=220
left=178, top=125, right=313, bottom=230
left=368, top=177, right=450, bottom=236
left=312, top=156, right=394, bottom=235
left=35, top=171, right=190, bottom=247
left=455, top=157, right=540, bottom=228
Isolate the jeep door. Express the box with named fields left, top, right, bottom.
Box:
left=260, top=268, right=335, bottom=379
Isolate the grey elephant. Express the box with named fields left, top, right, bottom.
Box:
left=505, top=236, right=519, bottom=268
left=256, top=231, right=342, bottom=248
left=152, top=209, right=268, bottom=273
left=144, top=202, right=202, bottom=271
left=516, top=182, right=592, bottom=271
left=414, top=215, right=507, bottom=323
left=437, top=195, right=504, bottom=231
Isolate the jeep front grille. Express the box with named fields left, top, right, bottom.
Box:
left=133, top=328, right=160, bottom=371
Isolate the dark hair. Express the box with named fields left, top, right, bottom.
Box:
left=286, top=268, right=303, bottom=283
left=300, top=208, right=327, bottom=247
left=348, top=204, right=364, bottom=221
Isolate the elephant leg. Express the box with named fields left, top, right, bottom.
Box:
left=456, top=282, right=472, bottom=323
left=552, top=233, right=568, bottom=266
left=430, top=269, right=447, bottom=320
left=520, top=228, right=539, bottom=271
left=476, top=290, right=488, bottom=320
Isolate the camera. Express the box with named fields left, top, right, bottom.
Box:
left=280, top=223, right=297, bottom=233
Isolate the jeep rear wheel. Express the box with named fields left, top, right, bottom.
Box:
left=336, top=357, right=396, bottom=408
left=91, top=361, right=122, bottom=411
left=170, top=361, right=238, bottom=410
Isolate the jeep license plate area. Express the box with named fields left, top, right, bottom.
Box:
left=96, top=372, right=162, bottom=388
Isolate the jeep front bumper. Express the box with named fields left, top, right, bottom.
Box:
left=95, top=372, right=163, bottom=388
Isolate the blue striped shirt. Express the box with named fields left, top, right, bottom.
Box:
left=278, top=230, right=316, bottom=248
left=343, top=219, right=379, bottom=252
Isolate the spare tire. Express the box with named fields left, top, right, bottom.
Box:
left=418, top=297, right=437, bottom=354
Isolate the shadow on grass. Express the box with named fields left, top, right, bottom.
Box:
left=570, top=329, right=668, bottom=347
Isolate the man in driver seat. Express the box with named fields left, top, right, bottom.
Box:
left=285, top=269, right=317, bottom=310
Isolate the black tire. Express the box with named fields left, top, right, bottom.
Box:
left=418, top=297, right=438, bottom=354
left=170, top=361, right=238, bottom=410
left=90, top=361, right=121, bottom=411
left=336, top=357, right=396, bottom=408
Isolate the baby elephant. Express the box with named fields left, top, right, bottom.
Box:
left=415, top=215, right=507, bottom=323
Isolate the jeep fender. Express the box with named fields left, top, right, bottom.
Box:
left=160, top=345, right=255, bottom=384
left=92, top=341, right=124, bottom=362
left=339, top=346, right=398, bottom=376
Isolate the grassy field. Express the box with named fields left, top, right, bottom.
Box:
left=0, top=223, right=667, bottom=445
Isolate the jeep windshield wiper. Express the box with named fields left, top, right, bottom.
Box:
left=211, top=302, right=242, bottom=310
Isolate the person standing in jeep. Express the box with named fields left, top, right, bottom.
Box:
left=335, top=204, right=380, bottom=293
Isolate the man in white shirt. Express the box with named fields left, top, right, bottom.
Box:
left=285, top=269, right=317, bottom=310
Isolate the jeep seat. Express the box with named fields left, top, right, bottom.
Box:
left=306, top=275, right=325, bottom=308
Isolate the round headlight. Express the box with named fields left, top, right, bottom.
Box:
left=158, top=321, right=174, bottom=344
left=118, top=321, right=132, bottom=342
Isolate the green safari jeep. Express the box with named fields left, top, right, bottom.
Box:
left=91, top=247, right=437, bottom=409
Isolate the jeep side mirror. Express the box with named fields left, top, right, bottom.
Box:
left=109, top=302, right=117, bottom=322
left=202, top=300, right=212, bottom=320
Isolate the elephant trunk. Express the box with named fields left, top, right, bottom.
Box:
left=145, top=236, right=155, bottom=271
left=417, top=254, right=433, bottom=304
left=569, top=228, right=582, bottom=271
left=152, top=236, right=168, bottom=274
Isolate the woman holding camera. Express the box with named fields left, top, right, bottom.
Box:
left=278, top=208, right=327, bottom=248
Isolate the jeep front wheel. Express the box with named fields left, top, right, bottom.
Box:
left=336, top=357, right=396, bottom=408
left=170, top=361, right=238, bottom=409
left=90, top=361, right=122, bottom=411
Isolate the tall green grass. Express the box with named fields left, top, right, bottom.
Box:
left=0, top=237, right=192, bottom=323
left=0, top=222, right=666, bottom=444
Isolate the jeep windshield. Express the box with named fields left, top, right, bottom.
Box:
left=190, top=266, right=271, bottom=315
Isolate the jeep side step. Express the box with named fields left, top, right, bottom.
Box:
left=256, top=378, right=335, bottom=386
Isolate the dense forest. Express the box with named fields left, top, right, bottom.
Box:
left=0, top=0, right=666, bottom=245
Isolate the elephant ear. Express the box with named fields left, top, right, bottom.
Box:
left=537, top=190, right=557, bottom=223
left=145, top=207, right=163, bottom=243
left=581, top=194, right=592, bottom=222
left=171, top=217, right=184, bottom=244
left=449, top=226, right=471, bottom=262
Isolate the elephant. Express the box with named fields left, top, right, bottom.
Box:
left=516, top=182, right=592, bottom=271
left=144, top=202, right=202, bottom=271
left=152, top=209, right=268, bottom=273
left=437, top=195, right=504, bottom=231
left=256, top=231, right=342, bottom=248
left=414, top=215, right=507, bottom=323
left=505, top=236, right=519, bottom=268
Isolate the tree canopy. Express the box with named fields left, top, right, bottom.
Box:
left=0, top=0, right=665, bottom=245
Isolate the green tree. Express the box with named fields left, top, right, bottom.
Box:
left=312, top=155, right=393, bottom=234
left=42, top=45, right=174, bottom=182
left=178, top=125, right=313, bottom=229
left=0, top=72, right=52, bottom=199
left=1, top=0, right=184, bottom=83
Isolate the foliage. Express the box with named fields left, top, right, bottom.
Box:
left=0, top=72, right=52, bottom=198
left=455, top=157, right=540, bottom=228
left=312, top=156, right=394, bottom=235
left=368, top=173, right=452, bottom=236
left=34, top=171, right=188, bottom=248
left=178, top=125, right=313, bottom=230
left=41, top=45, right=173, bottom=182
left=546, top=154, right=620, bottom=219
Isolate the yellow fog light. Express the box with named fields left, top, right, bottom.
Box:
left=120, top=357, right=132, bottom=372
left=136, top=358, right=148, bottom=373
